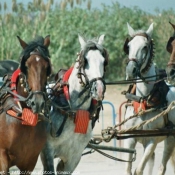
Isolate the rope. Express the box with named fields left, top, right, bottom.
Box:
left=115, top=106, right=157, bottom=128
left=100, top=101, right=175, bottom=142
left=117, top=101, right=175, bottom=134
left=87, top=143, right=136, bottom=162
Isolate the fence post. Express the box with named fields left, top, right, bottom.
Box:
left=101, top=100, right=117, bottom=147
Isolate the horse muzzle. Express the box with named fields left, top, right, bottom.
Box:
left=126, top=61, right=139, bottom=80
left=91, top=80, right=105, bottom=101
left=27, top=92, right=46, bottom=114
left=166, top=66, right=175, bottom=85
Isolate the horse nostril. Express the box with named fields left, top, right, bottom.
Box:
left=31, top=101, right=35, bottom=107
left=133, top=67, right=137, bottom=74
left=41, top=101, right=45, bottom=111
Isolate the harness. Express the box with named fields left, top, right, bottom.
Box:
left=49, top=68, right=103, bottom=136
left=123, top=73, right=169, bottom=125
left=125, top=80, right=169, bottom=109
left=0, top=70, right=47, bottom=126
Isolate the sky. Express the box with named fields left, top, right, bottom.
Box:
left=1, top=0, right=175, bottom=14
left=92, top=0, right=175, bottom=14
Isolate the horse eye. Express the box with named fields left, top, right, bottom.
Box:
left=25, top=62, right=29, bottom=68
left=84, top=58, right=88, bottom=65
left=143, top=46, right=147, bottom=52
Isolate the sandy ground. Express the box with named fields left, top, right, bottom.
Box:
left=10, top=85, right=174, bottom=175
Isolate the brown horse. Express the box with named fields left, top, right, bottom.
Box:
left=166, top=21, right=175, bottom=84
left=0, top=36, right=51, bottom=174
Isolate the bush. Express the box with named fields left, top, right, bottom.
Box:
left=0, top=0, right=174, bottom=81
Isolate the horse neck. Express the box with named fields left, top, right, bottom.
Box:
left=68, top=64, right=91, bottom=110
left=136, top=64, right=156, bottom=97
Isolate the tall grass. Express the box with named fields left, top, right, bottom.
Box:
left=0, top=0, right=174, bottom=80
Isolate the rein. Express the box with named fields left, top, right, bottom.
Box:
left=78, top=77, right=106, bottom=97
left=105, top=73, right=167, bottom=85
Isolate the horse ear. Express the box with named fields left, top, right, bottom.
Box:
left=78, top=34, right=86, bottom=49
left=127, top=22, right=135, bottom=36
left=146, top=23, right=154, bottom=37
left=44, top=35, right=50, bottom=48
left=169, top=21, right=175, bottom=30
left=123, top=38, right=130, bottom=55
left=17, top=36, right=28, bottom=49
left=166, top=37, right=174, bottom=53
left=98, top=34, right=105, bottom=45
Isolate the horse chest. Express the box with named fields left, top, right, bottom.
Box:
left=48, top=118, right=92, bottom=158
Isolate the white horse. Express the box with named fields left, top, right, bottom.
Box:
left=40, top=34, right=109, bottom=175
left=123, top=23, right=175, bottom=175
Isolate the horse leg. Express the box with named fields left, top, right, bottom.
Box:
left=40, top=150, right=55, bottom=175
left=170, top=148, right=175, bottom=174
left=56, top=159, right=64, bottom=172
left=147, top=152, right=155, bottom=175
left=134, top=142, right=157, bottom=175
left=56, top=152, right=83, bottom=175
left=158, top=136, right=175, bottom=175
left=57, top=160, right=80, bottom=175
left=18, top=161, right=37, bottom=175
left=15, top=155, right=39, bottom=175
left=124, top=138, right=137, bottom=175
left=0, top=149, right=9, bottom=175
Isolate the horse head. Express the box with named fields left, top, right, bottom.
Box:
left=166, top=21, right=175, bottom=84
left=17, top=35, right=51, bottom=113
left=123, top=23, right=154, bottom=80
left=68, top=34, right=108, bottom=108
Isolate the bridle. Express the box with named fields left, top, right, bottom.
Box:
left=17, top=72, right=47, bottom=107
left=124, top=33, right=154, bottom=79
left=126, top=58, right=143, bottom=78
left=75, top=48, right=108, bottom=99
left=18, top=49, right=51, bottom=108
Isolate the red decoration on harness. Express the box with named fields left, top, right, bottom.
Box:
left=63, top=67, right=73, bottom=101
left=7, top=108, right=38, bottom=126
left=7, top=110, right=18, bottom=118
left=133, top=101, right=147, bottom=113
left=8, top=69, right=38, bottom=126
left=22, top=108, right=38, bottom=126
left=74, top=110, right=90, bottom=134
left=11, top=69, right=21, bottom=98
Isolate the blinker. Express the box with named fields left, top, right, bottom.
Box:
left=20, top=78, right=24, bottom=83
left=24, top=88, right=27, bottom=93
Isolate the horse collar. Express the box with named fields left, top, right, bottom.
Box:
left=62, top=67, right=73, bottom=103
left=11, top=69, right=21, bottom=97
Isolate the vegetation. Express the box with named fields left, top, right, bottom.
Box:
left=0, top=0, right=174, bottom=81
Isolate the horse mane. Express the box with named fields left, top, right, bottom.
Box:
left=20, top=36, right=50, bottom=61
left=129, top=30, right=147, bottom=37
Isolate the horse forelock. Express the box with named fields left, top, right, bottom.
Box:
left=79, top=40, right=106, bottom=68
left=130, top=30, right=148, bottom=38
left=20, top=36, right=50, bottom=61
